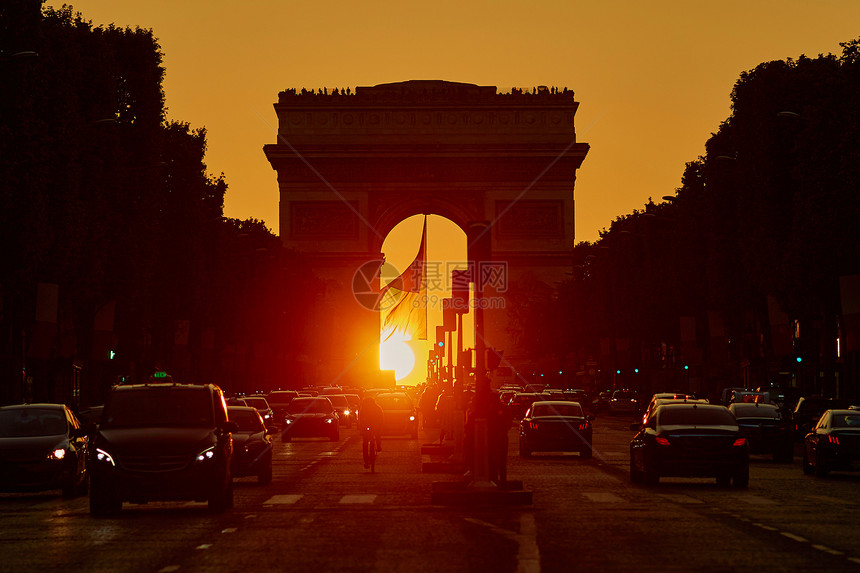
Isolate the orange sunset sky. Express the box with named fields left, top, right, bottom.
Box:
left=63, top=0, right=860, bottom=244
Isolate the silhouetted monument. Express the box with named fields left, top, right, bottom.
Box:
left=264, top=80, right=589, bottom=386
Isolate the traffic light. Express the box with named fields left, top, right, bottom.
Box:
left=435, top=325, right=446, bottom=358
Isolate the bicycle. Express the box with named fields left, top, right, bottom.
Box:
left=362, top=426, right=379, bottom=472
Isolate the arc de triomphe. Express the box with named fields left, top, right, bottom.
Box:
left=264, top=80, right=589, bottom=386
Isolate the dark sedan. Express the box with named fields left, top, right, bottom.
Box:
left=630, top=403, right=749, bottom=487
left=508, top=393, right=544, bottom=420
left=729, top=402, right=794, bottom=463
left=281, top=397, right=339, bottom=442
left=227, top=406, right=273, bottom=484
left=803, top=409, right=860, bottom=477
left=0, top=403, right=89, bottom=497
left=519, top=400, right=593, bottom=458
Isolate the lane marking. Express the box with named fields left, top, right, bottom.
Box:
left=733, top=495, right=776, bottom=505
left=848, top=558, right=860, bottom=565
left=780, top=532, right=808, bottom=543
left=340, top=495, right=377, bottom=504
left=221, top=528, right=237, bottom=534
left=659, top=494, right=703, bottom=504
left=263, top=494, right=303, bottom=505
left=812, top=544, right=844, bottom=556
left=195, top=544, right=212, bottom=550
left=582, top=492, right=623, bottom=503
left=752, top=523, right=779, bottom=532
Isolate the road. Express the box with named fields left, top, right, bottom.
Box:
left=1, top=415, right=859, bottom=572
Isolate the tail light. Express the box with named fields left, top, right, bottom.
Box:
left=655, top=437, right=671, bottom=446
left=732, top=437, right=747, bottom=447
left=828, top=434, right=840, bottom=445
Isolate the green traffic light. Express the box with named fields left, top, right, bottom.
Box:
left=796, top=356, right=802, bottom=363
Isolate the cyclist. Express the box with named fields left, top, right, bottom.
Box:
left=359, top=396, right=384, bottom=468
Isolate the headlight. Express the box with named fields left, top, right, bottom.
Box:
left=325, top=418, right=333, bottom=424
left=196, top=447, right=216, bottom=462
left=344, top=409, right=351, bottom=416
left=95, top=448, right=115, bottom=466
left=409, top=415, right=416, bottom=422
left=285, top=419, right=293, bottom=425
left=47, top=448, right=67, bottom=461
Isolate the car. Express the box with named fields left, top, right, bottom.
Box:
left=89, top=382, right=237, bottom=516
left=629, top=403, right=749, bottom=487
left=728, top=402, right=794, bottom=463
left=267, top=390, right=300, bottom=428
left=325, top=394, right=355, bottom=428
left=375, top=392, right=419, bottom=438
left=227, top=406, right=273, bottom=485
left=636, top=395, right=707, bottom=427
left=802, top=409, right=860, bottom=477
left=591, top=390, right=613, bottom=413
left=75, top=405, right=104, bottom=429
left=280, top=397, right=339, bottom=442
left=608, top=389, right=640, bottom=416
left=242, top=396, right=275, bottom=429
left=519, top=400, right=594, bottom=458
left=508, top=393, right=544, bottom=420
left=0, top=403, right=89, bottom=498
left=791, top=396, right=848, bottom=440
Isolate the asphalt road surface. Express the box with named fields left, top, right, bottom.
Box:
left=1, top=415, right=859, bottom=572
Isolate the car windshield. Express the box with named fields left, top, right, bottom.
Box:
left=102, top=388, right=213, bottom=428
left=326, top=395, right=349, bottom=407
left=288, top=398, right=332, bottom=414
left=244, top=397, right=269, bottom=410
left=832, top=414, right=860, bottom=428
left=0, top=408, right=67, bottom=437
left=659, top=406, right=736, bottom=426
left=531, top=403, right=583, bottom=417
left=229, top=409, right=264, bottom=432
left=732, top=404, right=779, bottom=419
left=377, top=394, right=412, bottom=410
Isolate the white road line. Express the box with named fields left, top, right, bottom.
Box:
left=340, top=494, right=377, bottom=504
left=811, top=544, right=844, bottom=556
left=848, top=557, right=860, bottom=566
left=263, top=494, right=303, bottom=505
left=582, top=492, right=623, bottom=503
left=195, top=544, right=212, bottom=550
left=517, top=513, right=540, bottom=573
left=752, top=523, right=779, bottom=532
left=780, top=532, right=808, bottom=543
left=733, top=495, right=776, bottom=505
left=221, top=528, right=237, bottom=534
left=659, top=494, right=703, bottom=504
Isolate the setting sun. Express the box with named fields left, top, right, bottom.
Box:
left=380, top=330, right=415, bottom=381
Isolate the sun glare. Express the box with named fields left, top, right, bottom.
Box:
left=380, top=330, right=416, bottom=380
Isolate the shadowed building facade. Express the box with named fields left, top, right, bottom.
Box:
left=264, top=80, right=589, bottom=387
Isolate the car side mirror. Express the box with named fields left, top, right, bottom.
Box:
left=221, top=421, right=239, bottom=434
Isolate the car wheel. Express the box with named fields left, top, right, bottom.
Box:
left=519, top=438, right=531, bottom=458
left=258, top=457, right=272, bottom=486
left=643, top=456, right=659, bottom=485
left=814, top=456, right=829, bottom=477
left=732, top=464, right=750, bottom=488
left=629, top=453, right=643, bottom=484
left=802, top=450, right=814, bottom=475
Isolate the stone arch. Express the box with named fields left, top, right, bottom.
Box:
left=264, top=80, right=589, bottom=386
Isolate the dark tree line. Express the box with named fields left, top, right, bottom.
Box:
left=1, top=3, right=318, bottom=406
left=536, top=41, right=860, bottom=399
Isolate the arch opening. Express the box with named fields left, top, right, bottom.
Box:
left=379, top=214, right=473, bottom=385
